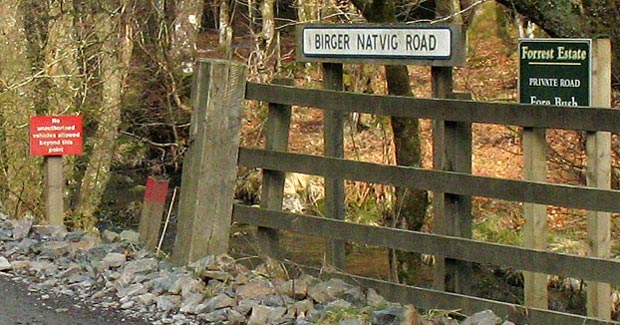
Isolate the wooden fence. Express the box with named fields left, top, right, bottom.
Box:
left=171, top=59, right=620, bottom=324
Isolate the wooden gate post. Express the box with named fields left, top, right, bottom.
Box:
left=432, top=66, right=473, bottom=293
left=323, top=62, right=346, bottom=270
left=172, top=59, right=247, bottom=265
left=257, top=78, right=294, bottom=258
left=586, top=38, right=612, bottom=320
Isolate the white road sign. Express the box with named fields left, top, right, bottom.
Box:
left=302, top=26, right=452, bottom=60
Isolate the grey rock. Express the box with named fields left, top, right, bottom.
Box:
left=121, top=300, right=135, bottom=309
left=366, top=288, right=386, bottom=307
left=156, top=294, right=181, bottom=312
left=277, top=278, right=308, bottom=299
left=179, top=293, right=204, bottom=314
left=308, top=278, right=351, bottom=304
left=225, top=308, right=247, bottom=324
left=117, top=283, right=148, bottom=298
left=57, top=263, right=82, bottom=278
left=112, top=271, right=135, bottom=291
left=371, top=306, right=409, bottom=325
left=29, top=261, right=57, bottom=274
left=197, top=293, right=235, bottom=313
left=461, top=310, right=502, bottom=325
left=40, top=241, right=71, bottom=258
left=0, top=256, right=12, bottom=271
left=123, top=257, right=158, bottom=274
left=0, top=228, right=12, bottom=241
left=11, top=216, right=32, bottom=240
left=248, top=305, right=287, bottom=325
left=338, top=319, right=365, bottom=325
left=17, top=238, right=37, bottom=253
left=261, top=294, right=292, bottom=307
left=32, top=225, right=67, bottom=240
left=326, top=298, right=353, bottom=309
left=170, top=274, right=203, bottom=298
left=10, top=260, right=31, bottom=271
left=102, top=229, right=120, bottom=243
left=237, top=282, right=275, bottom=300
left=102, top=252, right=127, bottom=269
left=66, top=230, right=85, bottom=242
left=135, top=293, right=157, bottom=306
left=289, top=299, right=315, bottom=318
left=199, top=308, right=229, bottom=323
left=342, top=286, right=366, bottom=307
left=119, top=230, right=140, bottom=244
left=147, top=271, right=183, bottom=294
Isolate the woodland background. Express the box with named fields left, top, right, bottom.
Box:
left=2, top=0, right=620, bottom=295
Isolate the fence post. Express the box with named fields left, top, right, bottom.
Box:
left=257, top=78, right=294, bottom=258
left=432, top=66, right=473, bottom=294
left=323, top=62, right=346, bottom=270
left=522, top=127, right=548, bottom=309
left=172, top=59, right=247, bottom=265
left=586, top=38, right=611, bottom=320
left=138, top=176, right=169, bottom=251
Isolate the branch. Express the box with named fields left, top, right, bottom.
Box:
left=494, top=0, right=591, bottom=38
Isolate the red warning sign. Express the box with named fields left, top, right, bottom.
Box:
left=30, top=116, right=83, bottom=156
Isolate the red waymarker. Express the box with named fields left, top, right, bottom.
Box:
left=144, top=177, right=169, bottom=205
left=30, top=115, right=83, bottom=156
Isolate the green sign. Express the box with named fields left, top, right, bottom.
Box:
left=519, top=39, right=591, bottom=106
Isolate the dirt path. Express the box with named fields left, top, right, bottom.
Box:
left=0, top=273, right=149, bottom=325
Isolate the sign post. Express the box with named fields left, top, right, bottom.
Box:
left=585, top=38, right=612, bottom=320
left=30, top=115, right=83, bottom=226
left=296, top=24, right=469, bottom=283
left=518, top=39, right=598, bottom=312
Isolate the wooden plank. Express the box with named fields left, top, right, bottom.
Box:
left=44, top=156, right=64, bottom=226
left=232, top=204, right=620, bottom=285
left=295, top=24, right=467, bottom=67
left=172, top=59, right=247, bottom=265
left=258, top=78, right=294, bottom=258
left=312, top=270, right=619, bottom=325
left=245, top=82, right=620, bottom=133
left=432, top=67, right=473, bottom=293
left=522, top=127, right=548, bottom=309
left=586, top=38, right=612, bottom=320
left=238, top=148, right=620, bottom=213
left=322, top=62, right=346, bottom=270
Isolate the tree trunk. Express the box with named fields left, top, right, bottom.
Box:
left=219, top=0, right=233, bottom=53
left=495, top=0, right=620, bottom=86
left=169, top=0, right=205, bottom=73
left=44, top=0, right=82, bottom=191
left=73, top=4, right=133, bottom=231
left=351, top=0, right=429, bottom=285
left=0, top=0, right=45, bottom=219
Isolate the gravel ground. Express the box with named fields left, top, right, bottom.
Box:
left=0, top=272, right=149, bottom=325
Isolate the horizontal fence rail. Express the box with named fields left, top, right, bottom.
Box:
left=237, top=81, right=620, bottom=324
left=321, top=271, right=613, bottom=325
left=246, top=82, right=620, bottom=132
left=239, top=148, right=620, bottom=213
left=233, top=204, right=620, bottom=285
left=233, top=205, right=618, bottom=324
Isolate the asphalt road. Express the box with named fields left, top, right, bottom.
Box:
left=0, top=272, right=150, bottom=325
